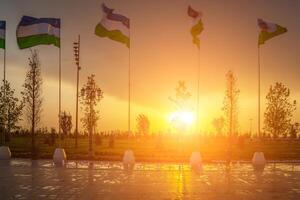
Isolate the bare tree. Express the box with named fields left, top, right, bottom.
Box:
left=169, top=81, right=192, bottom=132
left=80, top=74, right=103, bottom=158
left=21, top=49, right=43, bottom=158
left=264, top=82, right=296, bottom=138
left=222, top=71, right=239, bottom=165
left=222, top=70, right=240, bottom=137
left=136, top=114, right=150, bottom=136
left=169, top=81, right=191, bottom=110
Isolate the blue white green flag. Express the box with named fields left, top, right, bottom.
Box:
left=95, top=4, right=130, bottom=48
left=0, top=21, right=5, bottom=49
left=16, top=16, right=60, bottom=49
left=257, top=19, right=287, bottom=46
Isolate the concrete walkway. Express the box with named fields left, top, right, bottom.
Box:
left=0, top=159, right=300, bottom=199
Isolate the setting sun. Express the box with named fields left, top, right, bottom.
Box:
left=168, top=110, right=195, bottom=128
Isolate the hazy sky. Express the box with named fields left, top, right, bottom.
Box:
left=0, top=0, right=300, bottom=133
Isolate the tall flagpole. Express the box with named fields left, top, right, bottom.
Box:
left=196, top=46, right=200, bottom=134
left=3, top=32, right=6, bottom=87
left=258, top=46, right=261, bottom=138
left=2, top=23, right=6, bottom=145
left=128, top=30, right=131, bottom=135
left=58, top=22, right=62, bottom=147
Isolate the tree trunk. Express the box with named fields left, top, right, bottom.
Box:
left=31, top=67, right=36, bottom=159
left=227, top=79, right=233, bottom=165
left=31, top=120, right=35, bottom=159
left=88, top=103, right=93, bottom=159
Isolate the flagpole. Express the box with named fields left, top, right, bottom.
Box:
left=2, top=26, right=6, bottom=145
left=58, top=24, right=62, bottom=147
left=3, top=21, right=6, bottom=86
left=128, top=30, right=131, bottom=135
left=3, top=36, right=5, bottom=86
left=196, top=46, right=200, bottom=134
left=258, top=45, right=261, bottom=138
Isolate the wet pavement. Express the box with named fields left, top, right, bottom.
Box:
left=0, top=159, right=300, bottom=199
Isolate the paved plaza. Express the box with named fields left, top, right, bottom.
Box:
left=1, top=159, right=300, bottom=199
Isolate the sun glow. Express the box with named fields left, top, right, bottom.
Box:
left=168, top=111, right=195, bottom=126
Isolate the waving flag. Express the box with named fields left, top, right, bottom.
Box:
left=188, top=6, right=203, bottom=49
left=0, top=21, right=5, bottom=49
left=95, top=4, right=130, bottom=48
left=257, top=19, right=287, bottom=45
left=16, top=16, right=60, bottom=49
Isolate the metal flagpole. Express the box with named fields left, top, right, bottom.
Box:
left=196, top=46, right=200, bottom=134
left=58, top=24, right=62, bottom=147
left=128, top=31, right=131, bottom=135
left=258, top=46, right=261, bottom=138
left=3, top=31, right=5, bottom=87
left=2, top=22, right=6, bottom=145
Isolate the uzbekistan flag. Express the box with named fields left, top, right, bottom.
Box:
left=0, top=21, right=5, bottom=49
left=188, top=6, right=203, bottom=49
left=95, top=4, right=130, bottom=48
left=257, top=19, right=287, bottom=46
left=16, top=16, right=60, bottom=49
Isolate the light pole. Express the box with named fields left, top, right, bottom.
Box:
left=81, top=75, right=103, bottom=159
left=73, top=35, right=80, bottom=148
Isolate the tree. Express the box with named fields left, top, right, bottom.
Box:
left=0, top=80, right=24, bottom=143
left=222, top=70, right=240, bottom=136
left=50, top=127, right=56, bottom=146
left=169, top=81, right=191, bottom=110
left=80, top=74, right=103, bottom=158
left=212, top=117, right=225, bottom=135
left=222, top=71, right=239, bottom=165
left=289, top=122, right=300, bottom=139
left=136, top=114, right=150, bottom=136
left=60, top=111, right=72, bottom=138
left=169, top=81, right=192, bottom=132
left=22, top=49, right=43, bottom=158
left=264, top=82, right=296, bottom=138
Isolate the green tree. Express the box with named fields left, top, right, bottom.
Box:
left=80, top=74, right=103, bottom=158
left=264, top=82, right=296, bottom=138
left=22, top=49, right=43, bottom=158
left=60, top=111, right=72, bottom=138
left=289, top=122, right=300, bottom=138
left=0, top=80, right=23, bottom=144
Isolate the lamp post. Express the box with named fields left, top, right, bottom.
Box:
left=81, top=75, right=103, bottom=159
left=73, top=35, right=80, bottom=148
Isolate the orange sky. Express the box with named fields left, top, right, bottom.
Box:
left=0, top=0, right=300, bottom=133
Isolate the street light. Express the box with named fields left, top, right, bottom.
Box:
left=73, top=35, right=81, bottom=148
